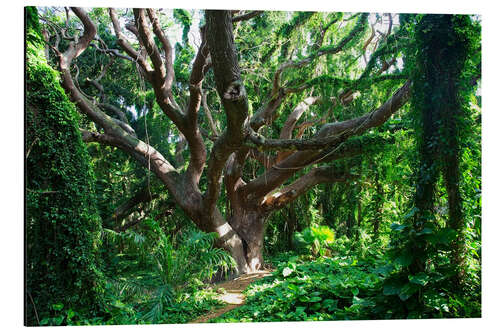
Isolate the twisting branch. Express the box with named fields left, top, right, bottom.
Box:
left=249, top=88, right=288, bottom=131
left=72, top=63, right=95, bottom=102
left=175, top=133, right=187, bottom=168
left=377, top=57, right=397, bottom=75
left=98, top=103, right=128, bottom=124
left=107, top=182, right=159, bottom=225
left=363, top=22, right=377, bottom=63
left=276, top=96, right=321, bottom=162
left=316, top=80, right=411, bottom=138
left=252, top=14, right=367, bottom=131
left=312, top=14, right=342, bottom=51
left=232, top=10, right=264, bottom=23
left=202, top=90, right=219, bottom=136
left=74, top=42, right=135, bottom=133
left=248, top=81, right=410, bottom=153
left=239, top=80, right=411, bottom=201
left=248, top=149, right=274, bottom=169
left=108, top=8, right=153, bottom=80
left=247, top=128, right=347, bottom=152
left=120, top=9, right=186, bottom=129
left=260, top=165, right=354, bottom=211
left=83, top=56, right=114, bottom=100
left=54, top=9, right=185, bottom=210
left=181, top=23, right=212, bottom=183
left=279, top=96, right=321, bottom=140
left=272, top=13, right=368, bottom=95
left=41, top=19, right=61, bottom=52
left=80, top=129, right=126, bottom=146
left=133, top=9, right=166, bottom=86
left=385, top=13, right=393, bottom=39
left=90, top=37, right=134, bottom=61
left=146, top=8, right=175, bottom=90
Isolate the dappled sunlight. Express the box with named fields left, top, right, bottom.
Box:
left=216, top=292, right=245, bottom=305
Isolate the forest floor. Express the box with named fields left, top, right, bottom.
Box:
left=190, top=270, right=273, bottom=323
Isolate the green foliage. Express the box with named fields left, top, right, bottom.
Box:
left=147, top=221, right=236, bottom=286
left=25, top=7, right=104, bottom=325
left=293, top=224, right=335, bottom=256
left=377, top=13, right=482, bottom=317
left=317, top=13, right=368, bottom=56
left=212, top=251, right=385, bottom=322
left=38, top=285, right=223, bottom=325
left=173, top=9, right=192, bottom=44
left=213, top=228, right=480, bottom=322
left=174, top=43, right=195, bottom=84
left=95, top=220, right=235, bottom=324
left=173, top=9, right=195, bottom=85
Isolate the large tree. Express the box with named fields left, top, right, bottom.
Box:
left=42, top=7, right=411, bottom=274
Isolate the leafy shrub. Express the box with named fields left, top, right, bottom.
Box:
left=293, top=224, right=335, bottom=256
left=212, top=254, right=384, bottom=322
left=39, top=286, right=224, bottom=325
left=99, top=219, right=235, bottom=323
left=25, top=7, right=104, bottom=325
left=374, top=220, right=481, bottom=318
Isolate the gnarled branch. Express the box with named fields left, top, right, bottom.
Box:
left=109, top=8, right=153, bottom=80
left=232, top=10, right=264, bottom=23
left=260, top=165, right=354, bottom=211
left=240, top=80, right=411, bottom=201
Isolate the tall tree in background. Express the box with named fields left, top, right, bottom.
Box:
left=409, top=14, right=480, bottom=284
left=25, top=7, right=104, bottom=325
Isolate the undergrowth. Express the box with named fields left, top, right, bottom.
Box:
left=212, top=230, right=480, bottom=322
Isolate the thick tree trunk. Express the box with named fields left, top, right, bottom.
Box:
left=228, top=209, right=268, bottom=272
left=220, top=232, right=250, bottom=274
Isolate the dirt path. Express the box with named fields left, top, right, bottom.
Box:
left=190, top=270, right=272, bottom=323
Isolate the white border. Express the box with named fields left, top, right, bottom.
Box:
left=4, top=1, right=498, bottom=332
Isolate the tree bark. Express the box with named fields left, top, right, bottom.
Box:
left=228, top=208, right=268, bottom=271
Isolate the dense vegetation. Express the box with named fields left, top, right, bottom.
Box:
left=25, top=7, right=104, bottom=325
left=25, top=6, right=481, bottom=326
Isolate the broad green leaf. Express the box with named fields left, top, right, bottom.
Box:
left=416, top=227, right=433, bottom=236
left=403, top=207, right=418, bottom=220
left=309, top=296, right=322, bottom=302
left=398, top=283, right=419, bottom=301
left=383, top=282, right=402, bottom=296
left=390, top=223, right=406, bottom=231
left=395, top=250, right=414, bottom=267
left=409, top=272, right=429, bottom=286
left=53, top=315, right=64, bottom=325
left=52, top=303, right=64, bottom=311
left=374, top=264, right=394, bottom=276
left=436, top=228, right=458, bottom=245
left=66, top=309, right=76, bottom=320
